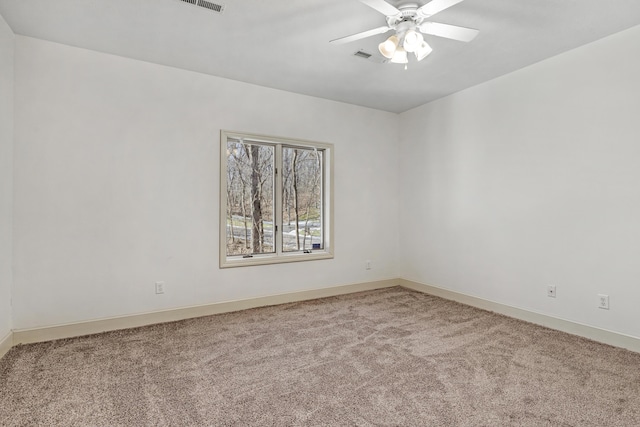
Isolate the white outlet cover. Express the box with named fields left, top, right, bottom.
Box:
left=597, top=294, right=609, bottom=309
left=155, top=281, right=165, bottom=294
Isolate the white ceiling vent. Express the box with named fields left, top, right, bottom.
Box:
left=178, top=0, right=224, bottom=14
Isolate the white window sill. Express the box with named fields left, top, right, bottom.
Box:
left=220, top=250, right=333, bottom=268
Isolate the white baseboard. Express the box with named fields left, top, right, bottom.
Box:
left=0, top=331, right=12, bottom=360
left=12, top=278, right=399, bottom=345
left=8, top=277, right=640, bottom=354
left=400, top=279, right=640, bottom=353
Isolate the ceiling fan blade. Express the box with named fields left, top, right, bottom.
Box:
left=359, top=0, right=401, bottom=17
left=330, top=26, right=392, bottom=45
left=417, top=0, right=465, bottom=17
left=419, top=22, right=479, bottom=42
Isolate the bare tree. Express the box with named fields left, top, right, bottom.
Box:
left=230, top=145, right=251, bottom=251
left=248, top=145, right=264, bottom=253
left=301, top=149, right=321, bottom=249
left=226, top=170, right=236, bottom=245
left=291, top=149, right=301, bottom=250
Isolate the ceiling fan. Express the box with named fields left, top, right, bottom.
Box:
left=331, top=0, right=479, bottom=67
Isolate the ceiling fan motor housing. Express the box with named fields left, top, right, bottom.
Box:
left=386, top=4, right=425, bottom=29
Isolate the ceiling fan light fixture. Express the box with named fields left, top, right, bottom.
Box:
left=378, top=35, right=399, bottom=59
left=390, top=46, right=408, bottom=64
left=402, top=29, right=423, bottom=53
left=415, top=40, right=433, bottom=61
left=330, top=0, right=480, bottom=68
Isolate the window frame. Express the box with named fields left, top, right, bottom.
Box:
left=219, top=130, right=334, bottom=268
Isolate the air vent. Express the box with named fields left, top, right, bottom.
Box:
left=354, top=50, right=372, bottom=59
left=353, top=50, right=388, bottom=64
left=198, top=0, right=224, bottom=12
left=353, top=50, right=371, bottom=59
left=178, top=0, right=225, bottom=13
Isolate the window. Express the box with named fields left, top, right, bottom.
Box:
left=220, top=131, right=333, bottom=267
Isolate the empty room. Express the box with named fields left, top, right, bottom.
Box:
left=2, top=0, right=640, bottom=425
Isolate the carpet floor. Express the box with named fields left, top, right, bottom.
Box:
left=2, top=287, right=640, bottom=426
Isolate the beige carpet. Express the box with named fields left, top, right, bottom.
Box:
left=2, top=287, right=640, bottom=426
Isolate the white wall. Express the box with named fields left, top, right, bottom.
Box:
left=399, top=24, right=640, bottom=338
left=13, top=23, right=640, bottom=341
left=12, top=36, right=399, bottom=330
left=0, top=13, right=14, bottom=341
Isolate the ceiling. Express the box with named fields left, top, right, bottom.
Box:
left=1, top=0, right=640, bottom=113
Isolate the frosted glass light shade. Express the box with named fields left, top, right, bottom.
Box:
left=378, top=35, right=399, bottom=59
left=415, top=41, right=433, bottom=61
left=390, top=47, right=408, bottom=64
left=403, top=30, right=423, bottom=53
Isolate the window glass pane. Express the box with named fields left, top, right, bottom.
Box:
left=225, top=140, right=274, bottom=255
left=282, top=147, right=323, bottom=252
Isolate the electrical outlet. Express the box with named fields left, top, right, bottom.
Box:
left=155, top=281, right=165, bottom=295
left=547, top=285, right=556, bottom=298
left=597, top=294, right=609, bottom=310
left=365, top=260, right=372, bottom=270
